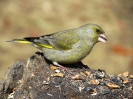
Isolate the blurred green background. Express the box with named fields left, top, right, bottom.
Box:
left=0, top=0, right=133, bottom=79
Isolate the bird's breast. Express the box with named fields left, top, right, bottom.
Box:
left=42, top=42, right=94, bottom=64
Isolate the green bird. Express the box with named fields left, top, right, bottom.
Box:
left=7, top=23, right=108, bottom=68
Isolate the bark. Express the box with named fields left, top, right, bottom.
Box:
left=0, top=52, right=133, bottom=99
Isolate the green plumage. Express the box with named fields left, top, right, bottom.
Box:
left=7, top=23, right=108, bottom=64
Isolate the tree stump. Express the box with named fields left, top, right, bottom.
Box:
left=0, top=52, right=133, bottom=99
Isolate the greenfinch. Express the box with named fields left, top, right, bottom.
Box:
left=7, top=23, right=108, bottom=68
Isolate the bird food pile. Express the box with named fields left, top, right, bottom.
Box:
left=0, top=53, right=133, bottom=99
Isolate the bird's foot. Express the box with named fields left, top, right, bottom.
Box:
left=52, top=62, right=72, bottom=73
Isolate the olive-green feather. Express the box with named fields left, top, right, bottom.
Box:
left=38, top=29, right=80, bottom=50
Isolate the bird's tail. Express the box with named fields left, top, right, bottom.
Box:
left=7, top=38, right=53, bottom=49
left=7, top=39, right=32, bottom=44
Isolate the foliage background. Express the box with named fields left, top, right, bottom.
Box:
left=0, top=0, right=133, bottom=78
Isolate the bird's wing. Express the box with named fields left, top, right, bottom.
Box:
left=25, top=28, right=80, bottom=50
left=24, top=36, right=54, bottom=49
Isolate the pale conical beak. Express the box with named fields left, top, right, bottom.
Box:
left=98, top=34, right=108, bottom=43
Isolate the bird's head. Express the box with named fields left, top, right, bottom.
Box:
left=80, top=23, right=108, bottom=44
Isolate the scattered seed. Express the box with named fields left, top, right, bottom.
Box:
left=71, top=74, right=85, bottom=80
left=53, top=73, right=64, bottom=77
left=118, top=71, right=129, bottom=77
left=50, top=65, right=57, bottom=70
left=90, top=79, right=99, bottom=85
left=107, top=83, right=120, bottom=89
left=85, top=71, right=91, bottom=77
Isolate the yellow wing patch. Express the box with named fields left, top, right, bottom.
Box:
left=37, top=44, right=53, bottom=49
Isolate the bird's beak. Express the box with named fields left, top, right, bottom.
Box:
left=98, top=34, right=108, bottom=43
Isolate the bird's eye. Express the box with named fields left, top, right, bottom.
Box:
left=96, top=29, right=100, bottom=33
